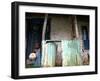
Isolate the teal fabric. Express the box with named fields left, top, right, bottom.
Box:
left=62, top=40, right=82, bottom=66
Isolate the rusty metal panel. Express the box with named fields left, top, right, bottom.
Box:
left=41, top=41, right=56, bottom=67
left=62, top=40, right=82, bottom=66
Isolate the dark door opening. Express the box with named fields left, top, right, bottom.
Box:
left=82, top=26, right=89, bottom=50
left=25, top=17, right=50, bottom=68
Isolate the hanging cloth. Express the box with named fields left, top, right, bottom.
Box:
left=61, top=40, right=82, bottom=66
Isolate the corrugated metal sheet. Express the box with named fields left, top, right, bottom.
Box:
left=41, top=41, right=56, bottom=67
left=61, top=40, right=82, bottom=66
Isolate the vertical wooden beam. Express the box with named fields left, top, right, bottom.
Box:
left=42, top=14, right=48, bottom=67
left=42, top=14, right=48, bottom=40
left=71, top=16, right=76, bottom=39
left=71, top=16, right=79, bottom=39
left=74, top=16, right=79, bottom=39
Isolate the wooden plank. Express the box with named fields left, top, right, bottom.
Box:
left=42, top=14, right=48, bottom=40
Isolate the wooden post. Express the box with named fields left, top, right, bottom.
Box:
left=74, top=16, right=79, bottom=39
left=42, top=14, right=48, bottom=40
left=71, top=16, right=76, bottom=39
left=71, top=16, right=79, bottom=39
left=41, top=14, right=48, bottom=67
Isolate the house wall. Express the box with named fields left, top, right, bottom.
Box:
left=50, top=15, right=72, bottom=40
left=50, top=15, right=89, bottom=41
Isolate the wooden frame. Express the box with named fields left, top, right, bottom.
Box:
left=11, top=1, right=98, bottom=79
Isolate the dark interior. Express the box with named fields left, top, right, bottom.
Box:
left=25, top=13, right=50, bottom=67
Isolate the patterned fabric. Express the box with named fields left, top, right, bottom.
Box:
left=61, top=40, right=82, bottom=66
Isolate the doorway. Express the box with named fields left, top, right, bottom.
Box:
left=25, top=16, right=50, bottom=68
